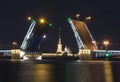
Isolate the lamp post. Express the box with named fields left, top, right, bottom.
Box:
left=103, top=40, right=110, bottom=60
left=91, top=40, right=96, bottom=50
left=103, top=40, right=109, bottom=51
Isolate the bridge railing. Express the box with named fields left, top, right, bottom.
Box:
left=92, top=50, right=120, bottom=58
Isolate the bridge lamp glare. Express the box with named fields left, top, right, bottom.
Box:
left=85, top=16, right=91, bottom=20
left=12, top=41, right=17, bottom=46
left=103, top=40, right=109, bottom=50
left=27, top=16, right=36, bottom=23
left=28, top=16, right=32, bottom=20
left=92, top=40, right=96, bottom=44
left=39, top=18, right=45, bottom=24
left=75, top=14, right=80, bottom=19
left=103, top=41, right=109, bottom=45
left=43, top=35, right=46, bottom=39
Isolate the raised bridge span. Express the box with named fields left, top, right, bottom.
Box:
left=68, top=19, right=120, bottom=59
left=69, top=19, right=98, bottom=50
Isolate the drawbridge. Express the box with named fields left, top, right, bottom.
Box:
left=1, top=18, right=120, bottom=59
left=68, top=19, right=120, bottom=59
left=20, top=19, right=49, bottom=53
left=69, top=19, right=98, bottom=59
left=20, top=20, right=36, bottom=50
left=69, top=19, right=98, bottom=50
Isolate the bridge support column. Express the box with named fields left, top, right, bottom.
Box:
left=11, top=49, right=21, bottom=59
left=79, top=49, right=92, bottom=60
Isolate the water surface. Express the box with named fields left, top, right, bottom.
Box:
left=0, top=59, right=120, bottom=82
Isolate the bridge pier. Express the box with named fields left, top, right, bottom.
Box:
left=11, top=49, right=21, bottom=59
left=79, top=49, right=92, bottom=60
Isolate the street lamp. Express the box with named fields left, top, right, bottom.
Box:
left=103, top=40, right=110, bottom=59
left=103, top=40, right=109, bottom=51
left=91, top=40, right=96, bottom=50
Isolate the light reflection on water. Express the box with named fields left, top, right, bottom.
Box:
left=0, top=60, right=120, bottom=82
left=104, top=62, right=113, bottom=82
left=33, top=64, right=54, bottom=82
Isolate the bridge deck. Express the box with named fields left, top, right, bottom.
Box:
left=71, top=20, right=97, bottom=50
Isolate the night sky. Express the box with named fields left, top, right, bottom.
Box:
left=0, top=0, right=120, bottom=52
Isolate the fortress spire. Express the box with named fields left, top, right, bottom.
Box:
left=56, top=28, right=62, bottom=54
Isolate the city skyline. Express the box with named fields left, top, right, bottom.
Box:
left=0, top=0, right=120, bottom=51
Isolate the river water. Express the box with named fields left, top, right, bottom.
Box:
left=0, top=59, right=120, bottom=82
